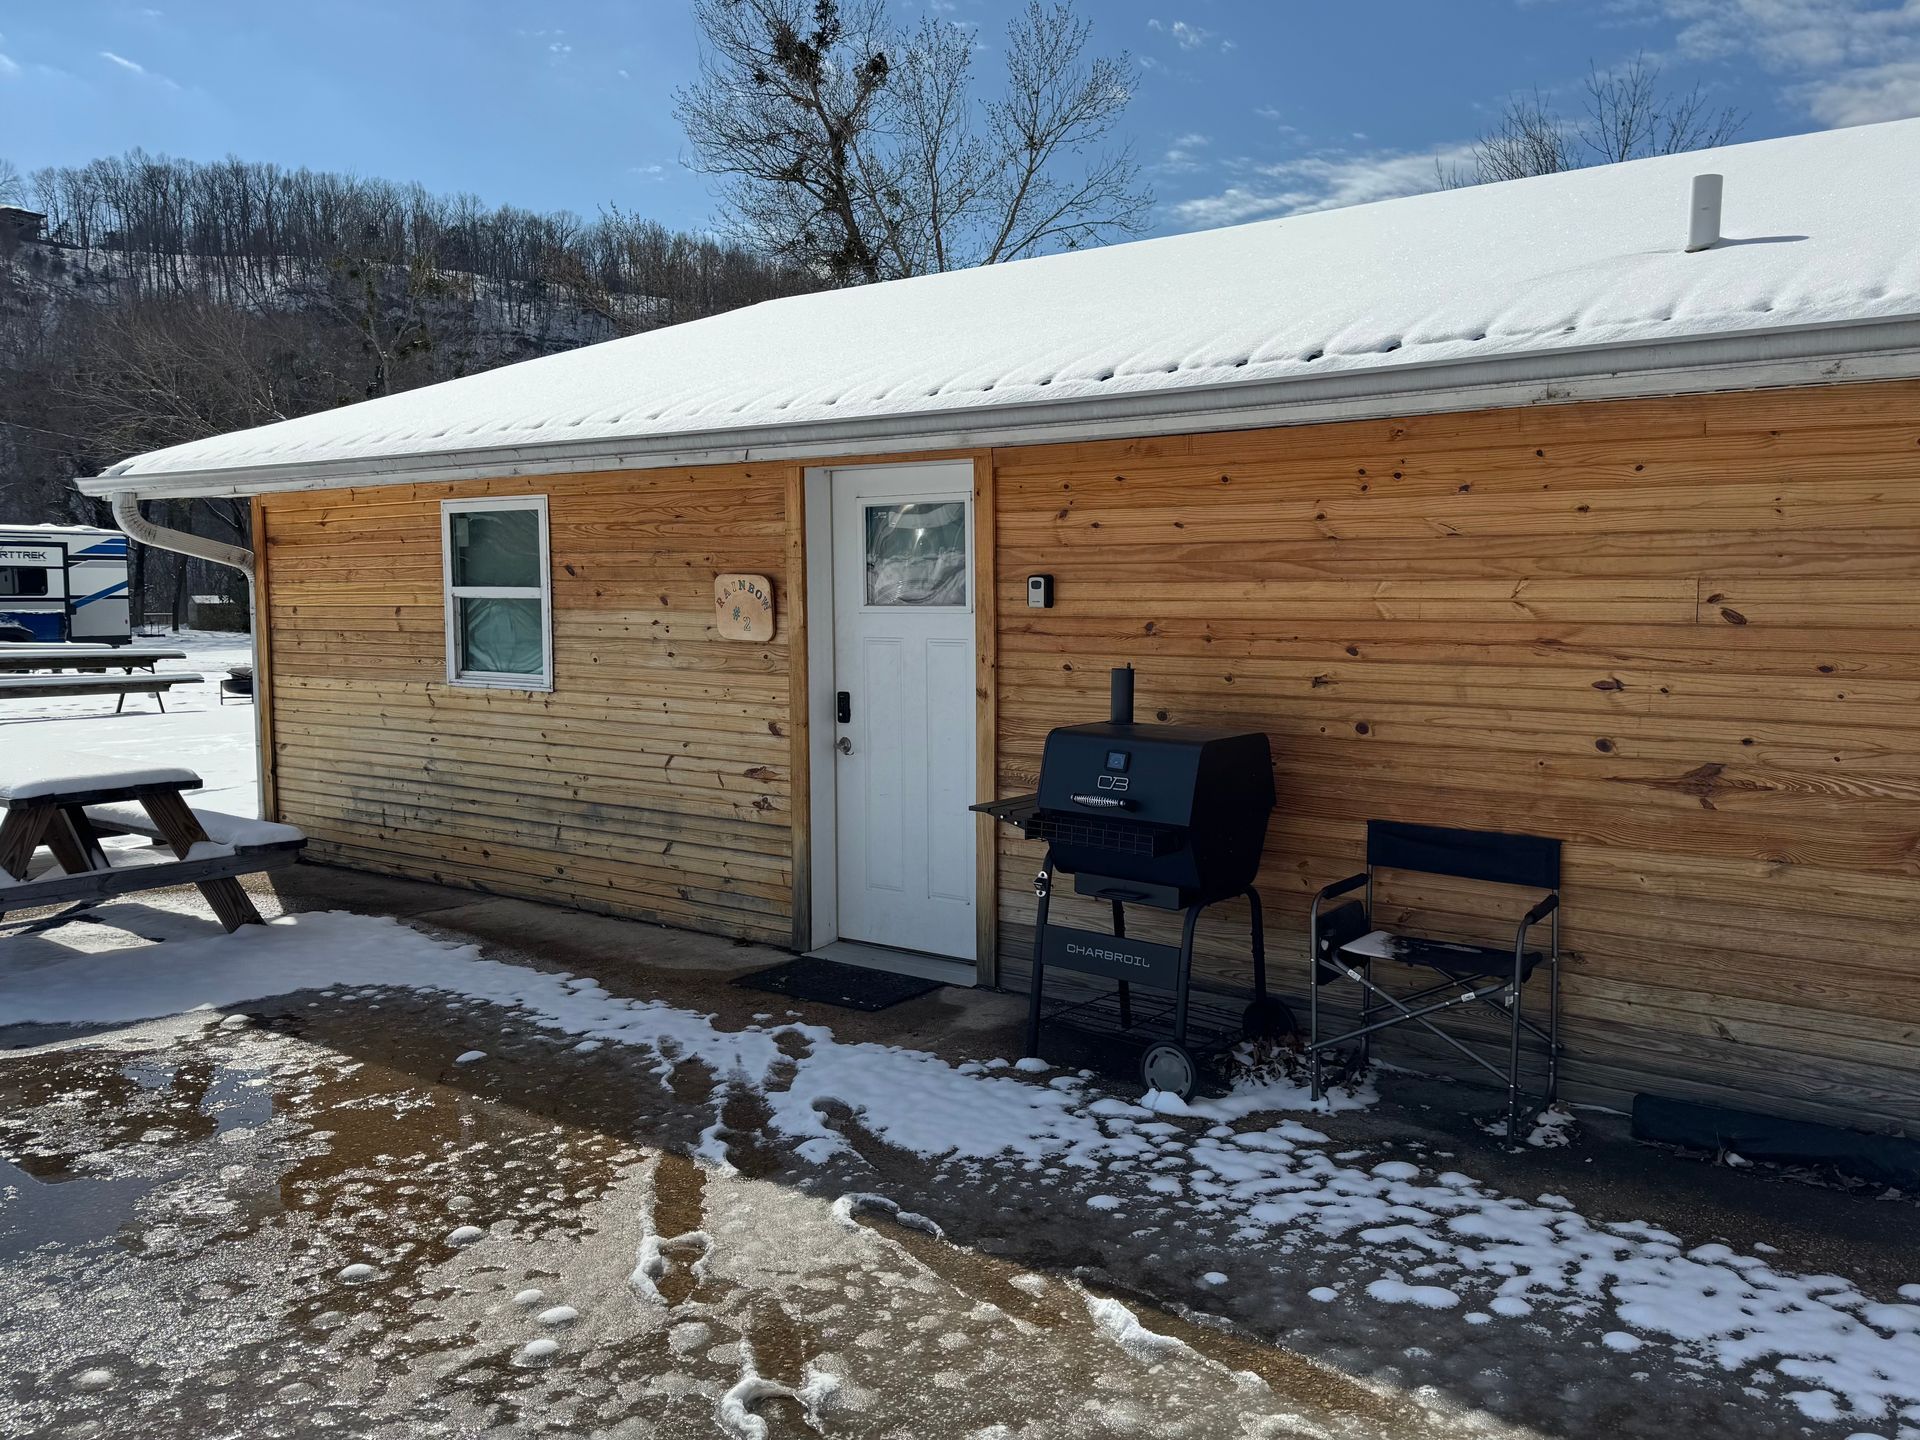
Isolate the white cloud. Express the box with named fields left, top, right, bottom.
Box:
left=1147, top=18, right=1222, bottom=51
left=1651, top=0, right=1920, bottom=125
left=1799, top=58, right=1920, bottom=124
left=1169, top=141, right=1479, bottom=228
left=0, top=49, right=19, bottom=80
left=99, top=49, right=179, bottom=88
left=1160, top=131, right=1211, bottom=172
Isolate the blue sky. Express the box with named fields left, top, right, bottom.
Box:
left=3, top=1, right=1918, bottom=237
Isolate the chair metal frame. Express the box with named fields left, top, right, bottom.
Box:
left=1308, top=821, right=1562, bottom=1144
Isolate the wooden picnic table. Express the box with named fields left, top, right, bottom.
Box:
left=0, top=644, right=188, bottom=674
left=0, top=769, right=304, bottom=933
left=0, top=671, right=203, bottom=713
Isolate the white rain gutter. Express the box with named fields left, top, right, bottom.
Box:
left=77, top=314, right=1920, bottom=501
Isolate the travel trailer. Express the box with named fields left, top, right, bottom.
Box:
left=0, top=525, right=132, bottom=644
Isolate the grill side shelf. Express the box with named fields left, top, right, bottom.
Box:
left=971, top=794, right=1180, bottom=857
left=971, top=794, right=1041, bottom=825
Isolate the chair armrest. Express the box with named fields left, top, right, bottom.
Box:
left=1311, top=872, right=1370, bottom=964
left=1315, top=872, right=1369, bottom=904
left=1513, top=892, right=1560, bottom=951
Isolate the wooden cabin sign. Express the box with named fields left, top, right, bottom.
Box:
left=714, top=573, right=774, bottom=641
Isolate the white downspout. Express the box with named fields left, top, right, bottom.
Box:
left=110, top=491, right=254, bottom=577
left=110, top=492, right=269, bottom=821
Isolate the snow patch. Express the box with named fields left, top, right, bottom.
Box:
left=1084, top=1296, right=1190, bottom=1362
left=514, top=1338, right=559, bottom=1367
left=1366, top=1280, right=1460, bottom=1310
left=829, top=1191, right=943, bottom=1239
left=716, top=1341, right=839, bottom=1440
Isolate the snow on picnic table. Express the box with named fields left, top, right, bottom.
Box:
left=4, top=909, right=1918, bottom=1436
left=0, top=630, right=256, bottom=816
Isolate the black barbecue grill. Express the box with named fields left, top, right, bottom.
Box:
left=975, top=667, right=1292, bottom=1099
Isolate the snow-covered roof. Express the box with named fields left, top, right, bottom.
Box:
left=89, top=120, right=1920, bottom=497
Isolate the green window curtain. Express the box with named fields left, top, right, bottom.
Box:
left=457, top=596, right=544, bottom=676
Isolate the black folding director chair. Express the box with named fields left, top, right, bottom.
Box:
left=1308, top=821, right=1562, bottom=1143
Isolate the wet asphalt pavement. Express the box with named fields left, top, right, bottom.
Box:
left=2, top=870, right=1916, bottom=1439
left=0, top=1003, right=1485, bottom=1440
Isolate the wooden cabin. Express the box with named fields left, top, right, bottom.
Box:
left=84, top=121, right=1920, bottom=1136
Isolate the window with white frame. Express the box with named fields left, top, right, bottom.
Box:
left=441, top=496, right=553, bottom=689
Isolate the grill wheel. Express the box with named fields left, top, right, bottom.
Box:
left=1140, top=1041, right=1199, bottom=1102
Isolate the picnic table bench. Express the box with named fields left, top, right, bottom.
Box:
left=0, top=768, right=305, bottom=933
left=0, top=644, right=189, bottom=674
left=0, top=670, right=203, bottom=713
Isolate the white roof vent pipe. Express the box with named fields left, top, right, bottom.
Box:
left=1686, top=173, right=1723, bottom=252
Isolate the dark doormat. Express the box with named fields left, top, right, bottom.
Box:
left=733, top=956, right=944, bottom=1012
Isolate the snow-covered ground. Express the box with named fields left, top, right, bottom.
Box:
left=1, top=629, right=257, bottom=814
left=4, top=911, right=1918, bottom=1437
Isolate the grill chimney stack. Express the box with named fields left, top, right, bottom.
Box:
left=1686, top=173, right=1723, bottom=252
left=1110, top=665, right=1135, bottom=726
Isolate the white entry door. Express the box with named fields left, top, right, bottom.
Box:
left=830, top=463, right=976, bottom=960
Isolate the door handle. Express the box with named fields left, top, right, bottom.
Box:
left=836, top=737, right=853, bottom=755
left=836, top=691, right=851, bottom=724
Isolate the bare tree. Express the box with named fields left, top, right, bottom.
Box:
left=1452, top=89, right=1575, bottom=185
left=675, top=0, right=1150, bottom=282
left=0, top=158, right=24, bottom=206
left=1580, top=54, right=1745, bottom=164
left=1445, top=54, right=1746, bottom=187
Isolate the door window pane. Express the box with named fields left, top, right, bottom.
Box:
left=450, top=508, right=541, bottom=588
left=457, top=596, right=545, bottom=675
left=865, top=501, right=967, bottom=607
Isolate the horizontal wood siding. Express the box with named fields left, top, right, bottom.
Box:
left=991, top=380, right=1920, bottom=1134
left=259, top=468, right=794, bottom=944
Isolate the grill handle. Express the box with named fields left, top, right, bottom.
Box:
left=1069, top=793, right=1133, bottom=810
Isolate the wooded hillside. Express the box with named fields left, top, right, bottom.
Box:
left=0, top=150, right=817, bottom=621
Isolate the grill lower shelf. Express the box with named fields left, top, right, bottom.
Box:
left=1040, top=986, right=1243, bottom=1057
